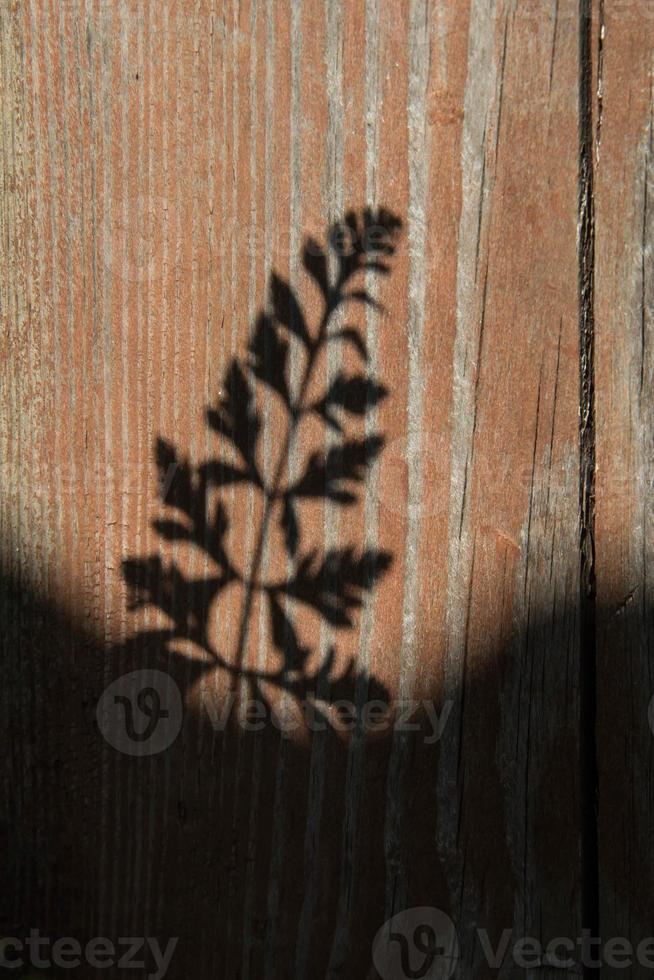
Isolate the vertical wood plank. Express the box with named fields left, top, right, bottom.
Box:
left=434, top=2, right=582, bottom=968
left=594, top=0, right=654, bottom=958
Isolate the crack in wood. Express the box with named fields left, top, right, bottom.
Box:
left=578, top=0, right=600, bottom=971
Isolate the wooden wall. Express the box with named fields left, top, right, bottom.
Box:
left=1, top=1, right=652, bottom=977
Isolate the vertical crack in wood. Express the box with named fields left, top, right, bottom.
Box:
left=578, top=0, right=599, bottom=968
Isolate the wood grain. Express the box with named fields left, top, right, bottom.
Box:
left=594, top=0, right=654, bottom=960
left=0, top=1, right=651, bottom=978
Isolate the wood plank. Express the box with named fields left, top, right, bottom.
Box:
left=432, top=2, right=582, bottom=969
left=594, top=0, right=654, bottom=958
left=0, top=2, right=593, bottom=977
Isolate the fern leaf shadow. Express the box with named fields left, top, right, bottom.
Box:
left=121, top=208, right=402, bottom=722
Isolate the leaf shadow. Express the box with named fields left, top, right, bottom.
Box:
left=121, top=208, right=403, bottom=726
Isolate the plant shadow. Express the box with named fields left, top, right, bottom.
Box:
left=121, top=208, right=401, bottom=737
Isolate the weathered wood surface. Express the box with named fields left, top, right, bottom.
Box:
left=0, top=1, right=652, bottom=978
left=594, top=0, right=654, bottom=956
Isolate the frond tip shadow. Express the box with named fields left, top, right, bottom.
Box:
left=121, top=208, right=402, bottom=724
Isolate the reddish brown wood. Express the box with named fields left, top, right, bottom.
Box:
left=1, top=2, right=651, bottom=978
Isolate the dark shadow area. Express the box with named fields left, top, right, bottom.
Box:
left=3, top=578, right=654, bottom=978
left=5, top=573, right=652, bottom=979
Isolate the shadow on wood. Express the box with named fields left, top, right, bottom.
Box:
left=1, top=213, right=649, bottom=980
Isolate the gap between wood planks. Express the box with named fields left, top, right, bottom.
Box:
left=578, top=0, right=601, bottom=971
